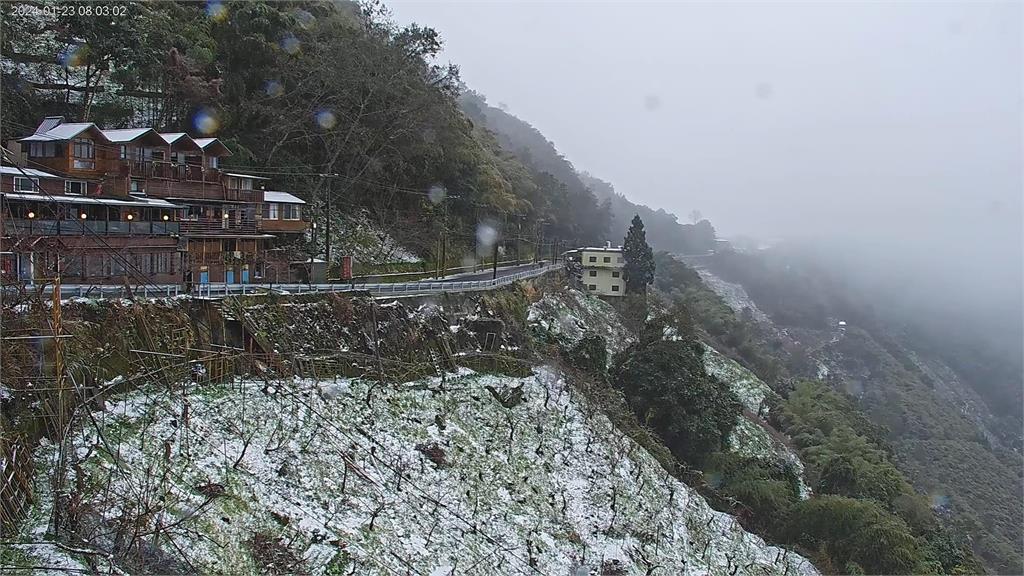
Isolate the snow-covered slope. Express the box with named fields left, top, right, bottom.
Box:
left=16, top=366, right=816, bottom=575
left=693, top=269, right=770, bottom=323
left=528, top=288, right=634, bottom=355
left=703, top=346, right=811, bottom=499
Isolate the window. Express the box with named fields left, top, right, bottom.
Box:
left=129, top=180, right=145, bottom=195
left=209, top=156, right=219, bottom=168
left=222, top=239, right=237, bottom=253
left=588, top=256, right=597, bottom=263
left=119, top=145, right=128, bottom=159
left=111, top=255, right=127, bottom=276
left=611, top=271, right=620, bottom=278
left=603, top=256, right=611, bottom=263
left=29, top=142, right=58, bottom=158
left=240, top=178, right=253, bottom=191
left=617, top=256, right=624, bottom=263
left=263, top=203, right=279, bottom=219
left=588, top=270, right=597, bottom=277
left=154, top=252, right=171, bottom=274
left=588, top=284, right=597, bottom=291
left=14, top=177, right=38, bottom=192
left=65, top=180, right=87, bottom=195
left=282, top=204, right=301, bottom=220
left=72, top=138, right=95, bottom=169
left=611, top=285, right=620, bottom=292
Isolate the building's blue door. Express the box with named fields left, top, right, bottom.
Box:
left=225, top=269, right=235, bottom=284
left=199, top=271, right=209, bottom=284
left=241, top=268, right=249, bottom=283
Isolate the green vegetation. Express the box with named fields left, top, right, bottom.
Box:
left=782, top=496, right=921, bottom=575
left=611, top=317, right=741, bottom=466
left=563, top=332, right=608, bottom=374
left=769, top=381, right=982, bottom=575
left=622, top=215, right=655, bottom=294
left=702, top=452, right=801, bottom=533
left=644, top=251, right=993, bottom=574
left=652, top=252, right=788, bottom=387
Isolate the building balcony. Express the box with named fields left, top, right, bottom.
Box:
left=3, top=218, right=180, bottom=236
left=121, top=160, right=218, bottom=183
left=225, top=188, right=259, bottom=202
left=179, top=217, right=258, bottom=236
left=260, top=218, right=309, bottom=234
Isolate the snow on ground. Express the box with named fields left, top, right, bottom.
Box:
left=335, top=214, right=422, bottom=264
left=17, top=368, right=816, bottom=575
left=704, top=346, right=811, bottom=500
left=694, top=270, right=769, bottom=323
left=528, top=288, right=634, bottom=356
left=702, top=346, right=773, bottom=415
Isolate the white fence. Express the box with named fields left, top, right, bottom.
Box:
left=11, top=264, right=563, bottom=301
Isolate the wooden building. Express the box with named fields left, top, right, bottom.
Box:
left=1, top=116, right=310, bottom=286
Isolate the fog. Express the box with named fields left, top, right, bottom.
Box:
left=389, top=1, right=1022, bottom=338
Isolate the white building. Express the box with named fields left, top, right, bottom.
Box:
left=577, top=242, right=625, bottom=296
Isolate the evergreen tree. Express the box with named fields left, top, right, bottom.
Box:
left=622, top=214, right=655, bottom=294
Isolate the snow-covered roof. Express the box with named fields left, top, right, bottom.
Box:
left=0, top=165, right=63, bottom=179
left=159, top=132, right=188, bottom=144
left=101, top=128, right=163, bottom=143
left=580, top=246, right=623, bottom=253
left=0, top=192, right=182, bottom=209
left=223, top=172, right=270, bottom=180
left=20, top=122, right=104, bottom=142
left=263, top=191, right=305, bottom=204
left=158, top=132, right=202, bottom=151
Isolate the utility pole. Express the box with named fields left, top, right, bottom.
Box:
left=435, top=235, right=441, bottom=278
left=515, top=217, right=522, bottom=265
left=440, top=200, right=448, bottom=278
left=492, top=240, right=499, bottom=280
left=324, top=178, right=332, bottom=266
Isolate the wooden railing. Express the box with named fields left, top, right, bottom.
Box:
left=179, top=218, right=258, bottom=235
left=225, top=188, right=258, bottom=202
left=121, top=161, right=218, bottom=183
left=6, top=219, right=180, bottom=236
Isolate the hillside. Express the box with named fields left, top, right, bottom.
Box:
left=1, top=281, right=818, bottom=575
left=459, top=92, right=716, bottom=254
left=693, top=248, right=1023, bottom=574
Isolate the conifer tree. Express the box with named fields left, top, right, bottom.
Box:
left=622, top=214, right=655, bottom=293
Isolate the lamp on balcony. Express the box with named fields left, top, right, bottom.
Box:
left=79, top=212, right=87, bottom=220
left=27, top=211, right=35, bottom=219
left=162, top=214, right=170, bottom=221
left=126, top=213, right=134, bottom=221
left=223, top=212, right=230, bottom=219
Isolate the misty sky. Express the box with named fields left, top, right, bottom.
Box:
left=389, top=1, right=1022, bottom=313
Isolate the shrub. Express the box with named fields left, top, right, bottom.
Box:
left=611, top=335, right=740, bottom=466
